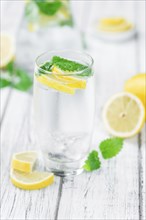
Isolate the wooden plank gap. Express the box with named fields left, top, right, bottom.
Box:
left=0, top=88, right=12, bottom=126
left=138, top=133, right=143, bottom=220
left=54, top=177, right=63, bottom=220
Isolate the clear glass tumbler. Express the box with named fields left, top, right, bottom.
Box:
left=33, top=50, right=95, bottom=176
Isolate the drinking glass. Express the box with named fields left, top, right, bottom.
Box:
left=33, top=50, right=95, bottom=176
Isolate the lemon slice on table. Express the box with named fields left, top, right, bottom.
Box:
left=10, top=170, right=54, bottom=190
left=52, top=66, right=86, bottom=89
left=36, top=74, right=75, bottom=94
left=0, top=33, right=15, bottom=68
left=103, top=92, right=145, bottom=138
left=11, top=151, right=38, bottom=173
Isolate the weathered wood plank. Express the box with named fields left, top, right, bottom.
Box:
left=57, top=1, right=141, bottom=219
left=1, top=1, right=145, bottom=220
left=1, top=1, right=24, bottom=123
left=0, top=88, right=12, bottom=122
left=135, top=1, right=146, bottom=220
left=0, top=90, right=60, bottom=220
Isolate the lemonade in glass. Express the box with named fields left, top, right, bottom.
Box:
left=33, top=50, right=95, bottom=176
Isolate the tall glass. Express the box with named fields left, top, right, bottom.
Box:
left=33, top=50, right=95, bottom=176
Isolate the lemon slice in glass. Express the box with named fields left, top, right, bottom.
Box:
left=10, top=170, right=54, bottom=190
left=0, top=33, right=15, bottom=68
left=103, top=92, right=145, bottom=138
left=11, top=151, right=38, bottom=173
left=36, top=74, right=75, bottom=94
left=52, top=66, right=86, bottom=89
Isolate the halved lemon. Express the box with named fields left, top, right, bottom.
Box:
left=103, top=92, right=145, bottom=138
left=52, top=66, right=86, bottom=89
left=0, top=33, right=15, bottom=68
left=10, top=170, right=54, bottom=190
left=36, top=74, right=75, bottom=94
left=11, top=151, right=38, bottom=173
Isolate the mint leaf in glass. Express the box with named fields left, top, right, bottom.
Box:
left=99, top=137, right=124, bottom=159
left=51, top=56, right=92, bottom=76
left=34, top=0, right=62, bottom=16
left=40, top=62, right=53, bottom=72
left=83, top=150, right=101, bottom=171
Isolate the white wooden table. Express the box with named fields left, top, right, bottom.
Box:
left=1, top=1, right=145, bottom=219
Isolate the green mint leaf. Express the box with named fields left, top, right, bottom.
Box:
left=0, top=78, right=11, bottom=88
left=25, top=1, right=39, bottom=22
left=40, top=62, right=53, bottom=73
left=34, top=0, right=62, bottom=16
left=51, top=56, right=92, bottom=76
left=5, top=61, right=15, bottom=73
left=99, top=137, right=124, bottom=159
left=12, top=69, right=32, bottom=91
left=83, top=150, right=101, bottom=171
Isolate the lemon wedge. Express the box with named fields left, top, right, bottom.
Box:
left=10, top=170, right=54, bottom=190
left=52, top=66, right=86, bottom=89
left=124, top=73, right=146, bottom=109
left=36, top=74, right=75, bottom=94
left=103, top=92, right=145, bottom=138
left=11, top=151, right=38, bottom=173
left=0, top=33, right=15, bottom=68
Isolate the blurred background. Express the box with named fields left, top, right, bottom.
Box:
left=1, top=0, right=145, bottom=78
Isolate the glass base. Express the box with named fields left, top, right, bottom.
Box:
left=44, top=154, right=85, bottom=177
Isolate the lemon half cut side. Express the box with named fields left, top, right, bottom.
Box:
left=103, top=92, right=145, bottom=138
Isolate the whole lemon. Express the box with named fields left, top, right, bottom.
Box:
left=124, top=73, right=146, bottom=115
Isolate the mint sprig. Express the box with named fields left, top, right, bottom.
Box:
left=39, top=56, right=92, bottom=77
left=0, top=78, right=11, bottom=88
left=12, top=68, right=32, bottom=91
left=33, top=0, right=62, bottom=16
left=52, top=56, right=87, bottom=72
left=83, top=150, right=101, bottom=171
left=0, top=62, right=32, bottom=91
left=83, top=137, right=124, bottom=172
left=99, top=137, right=123, bottom=159
left=40, top=62, right=53, bottom=72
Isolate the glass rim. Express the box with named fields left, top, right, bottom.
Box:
left=35, top=49, right=94, bottom=76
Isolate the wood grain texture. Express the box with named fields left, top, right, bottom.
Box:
left=0, top=1, right=145, bottom=220
left=56, top=1, right=145, bottom=220
left=57, top=37, right=140, bottom=220
left=135, top=2, right=146, bottom=220
left=0, top=90, right=61, bottom=220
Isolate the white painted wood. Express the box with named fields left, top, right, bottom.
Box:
left=0, top=90, right=60, bottom=220
left=136, top=2, right=146, bottom=220
left=0, top=88, right=11, bottom=120
left=0, top=1, right=145, bottom=220
left=0, top=1, right=25, bottom=122
left=1, top=0, right=24, bottom=36
left=57, top=1, right=144, bottom=220
left=57, top=42, right=140, bottom=220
